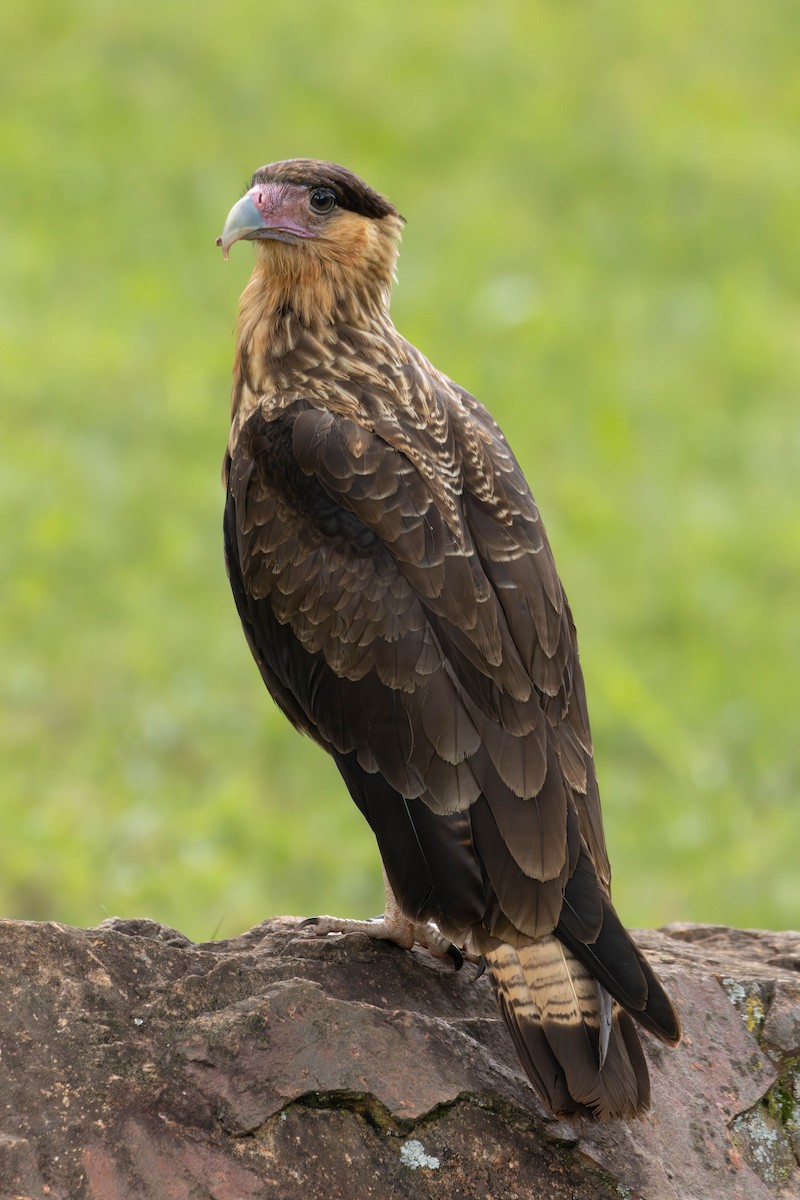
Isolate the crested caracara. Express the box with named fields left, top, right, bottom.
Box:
left=217, top=159, right=680, bottom=1120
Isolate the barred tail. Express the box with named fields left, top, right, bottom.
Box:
left=483, top=935, right=653, bottom=1121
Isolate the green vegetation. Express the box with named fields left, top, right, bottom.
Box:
left=1, top=1, right=798, bottom=940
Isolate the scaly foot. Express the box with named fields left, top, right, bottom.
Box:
left=298, top=868, right=465, bottom=967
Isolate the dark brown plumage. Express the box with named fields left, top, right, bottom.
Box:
left=218, top=158, right=680, bottom=1121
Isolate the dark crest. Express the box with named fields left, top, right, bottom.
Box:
left=251, top=159, right=399, bottom=221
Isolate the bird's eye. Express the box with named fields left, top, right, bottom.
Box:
left=309, top=188, right=336, bottom=214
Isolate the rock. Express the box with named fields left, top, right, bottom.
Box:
left=0, top=916, right=797, bottom=1199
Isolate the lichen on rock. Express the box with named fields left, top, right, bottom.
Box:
left=399, top=1138, right=440, bottom=1170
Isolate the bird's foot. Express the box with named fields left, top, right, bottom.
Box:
left=297, top=870, right=481, bottom=969
left=298, top=911, right=465, bottom=969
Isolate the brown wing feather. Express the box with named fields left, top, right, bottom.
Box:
left=226, top=354, right=679, bottom=1121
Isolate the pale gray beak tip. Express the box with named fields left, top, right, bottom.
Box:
left=218, top=191, right=263, bottom=257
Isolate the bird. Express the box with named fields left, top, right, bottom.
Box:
left=217, top=158, right=680, bottom=1121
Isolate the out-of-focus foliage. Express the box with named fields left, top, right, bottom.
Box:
left=1, top=1, right=798, bottom=940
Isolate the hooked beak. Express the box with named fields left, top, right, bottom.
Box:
left=216, top=187, right=316, bottom=259
left=216, top=193, right=264, bottom=259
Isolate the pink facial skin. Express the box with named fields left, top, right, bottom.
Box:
left=217, top=183, right=325, bottom=258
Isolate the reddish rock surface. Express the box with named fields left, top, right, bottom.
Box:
left=0, top=916, right=797, bottom=1199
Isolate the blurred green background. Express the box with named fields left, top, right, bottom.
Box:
left=2, top=1, right=798, bottom=941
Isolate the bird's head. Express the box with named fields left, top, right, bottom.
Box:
left=218, top=159, right=404, bottom=325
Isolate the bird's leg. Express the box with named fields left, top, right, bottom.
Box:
left=299, top=867, right=461, bottom=965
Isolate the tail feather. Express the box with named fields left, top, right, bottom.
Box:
left=482, top=935, right=651, bottom=1121
left=557, top=849, right=681, bottom=1046
left=558, top=907, right=681, bottom=1046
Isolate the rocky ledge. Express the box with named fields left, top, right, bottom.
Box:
left=0, top=917, right=798, bottom=1199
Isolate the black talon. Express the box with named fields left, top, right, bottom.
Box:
left=446, top=943, right=464, bottom=971
left=470, top=956, right=488, bottom=983
left=297, top=917, right=320, bottom=929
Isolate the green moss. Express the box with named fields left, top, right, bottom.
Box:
left=300, top=1090, right=401, bottom=1134
left=766, top=1058, right=800, bottom=1149
left=733, top=1060, right=800, bottom=1189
